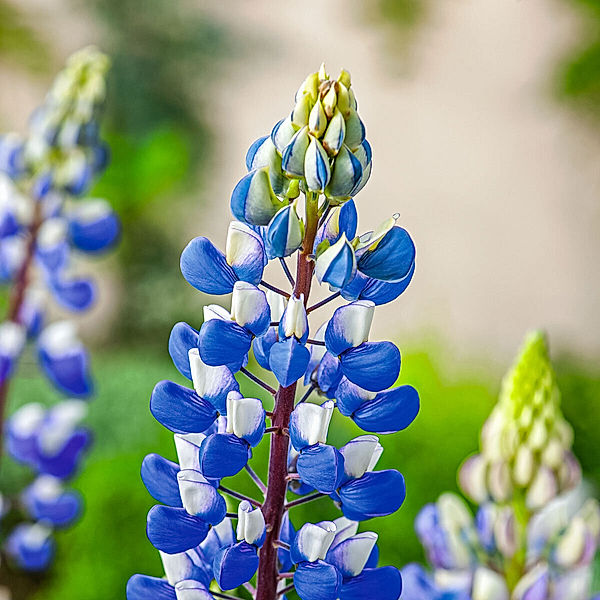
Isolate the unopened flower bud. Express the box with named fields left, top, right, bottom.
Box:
left=237, top=500, right=266, bottom=546
left=471, top=567, right=509, bottom=600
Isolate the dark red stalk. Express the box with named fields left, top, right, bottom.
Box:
left=255, top=194, right=319, bottom=600
left=0, top=201, right=42, bottom=457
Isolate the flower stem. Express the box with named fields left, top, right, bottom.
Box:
left=240, top=367, right=277, bottom=396
left=306, top=291, right=341, bottom=313
left=279, top=258, right=295, bottom=288
left=277, top=583, right=295, bottom=596
left=0, top=200, right=42, bottom=458
left=260, top=280, right=291, bottom=299
left=255, top=192, right=320, bottom=600
left=245, top=464, right=267, bottom=495
left=218, top=486, right=262, bottom=509
left=285, top=492, right=325, bottom=509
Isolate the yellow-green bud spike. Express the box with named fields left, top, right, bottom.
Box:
left=296, top=72, right=319, bottom=104
left=308, top=100, right=327, bottom=138
left=336, top=83, right=352, bottom=118
left=318, top=62, right=328, bottom=82
left=338, top=68, right=351, bottom=89
left=291, top=94, right=313, bottom=129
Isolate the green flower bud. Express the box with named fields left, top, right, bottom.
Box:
left=338, top=68, right=352, bottom=90
left=292, top=94, right=312, bottom=129
left=309, top=100, right=327, bottom=138
left=322, top=109, right=346, bottom=156
left=322, top=84, right=337, bottom=119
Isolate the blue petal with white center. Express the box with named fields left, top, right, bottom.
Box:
left=341, top=263, right=415, bottom=305
left=297, top=444, right=345, bottom=494
left=313, top=352, right=343, bottom=397
left=169, top=322, right=199, bottom=380
left=213, top=541, right=259, bottom=590
left=230, top=282, right=271, bottom=337
left=265, top=204, right=304, bottom=259
left=146, top=505, right=209, bottom=554
left=339, top=470, right=406, bottom=521
left=269, top=337, right=311, bottom=388
left=141, top=453, right=182, bottom=507
left=226, top=394, right=265, bottom=447
left=305, top=136, right=331, bottom=192
left=325, top=532, right=378, bottom=578
left=352, top=385, right=419, bottom=434
left=291, top=521, right=337, bottom=564
left=294, top=560, right=342, bottom=600
left=314, top=200, right=358, bottom=251
left=245, top=136, right=287, bottom=196
left=68, top=200, right=120, bottom=253
left=177, top=469, right=227, bottom=525
left=180, top=237, right=237, bottom=295
left=48, top=276, right=95, bottom=312
left=325, top=145, right=362, bottom=200
left=200, top=517, right=235, bottom=561
left=282, top=126, right=310, bottom=178
left=340, top=341, right=401, bottom=392
left=231, top=167, right=284, bottom=226
left=225, top=221, right=266, bottom=284
left=150, top=380, right=217, bottom=434
left=198, top=433, right=250, bottom=478
left=35, top=429, right=91, bottom=479
left=189, top=349, right=239, bottom=413
left=253, top=327, right=277, bottom=370
left=22, top=477, right=82, bottom=527
left=126, top=575, right=176, bottom=600
left=315, top=235, right=356, bottom=290
left=340, top=566, right=402, bottom=600
left=6, top=524, right=55, bottom=572
left=357, top=226, right=416, bottom=283
left=324, top=301, right=374, bottom=356
left=37, top=322, right=93, bottom=397
left=289, top=401, right=335, bottom=452
left=197, top=319, right=252, bottom=369
left=279, top=295, right=309, bottom=344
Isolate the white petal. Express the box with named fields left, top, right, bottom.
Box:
left=226, top=394, right=264, bottom=440
left=471, top=567, right=509, bottom=600
left=236, top=500, right=265, bottom=545
left=281, top=295, right=308, bottom=340
left=230, top=281, right=265, bottom=328
left=297, top=521, right=337, bottom=562
left=339, top=435, right=381, bottom=479
left=177, top=469, right=212, bottom=516
left=174, top=433, right=206, bottom=471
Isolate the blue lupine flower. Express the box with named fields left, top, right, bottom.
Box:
left=181, top=221, right=267, bottom=295
left=131, top=65, right=419, bottom=600
left=0, top=47, right=117, bottom=578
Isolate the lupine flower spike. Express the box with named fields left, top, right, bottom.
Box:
left=403, top=332, right=600, bottom=600
left=0, top=47, right=118, bottom=572
left=129, top=65, right=419, bottom=600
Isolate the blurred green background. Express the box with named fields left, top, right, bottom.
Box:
left=0, top=0, right=599, bottom=598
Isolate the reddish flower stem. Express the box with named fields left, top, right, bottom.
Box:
left=0, top=201, right=42, bottom=458
left=255, top=193, right=319, bottom=600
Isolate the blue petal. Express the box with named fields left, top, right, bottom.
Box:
left=177, top=469, right=227, bottom=524
left=340, top=342, right=400, bottom=392
left=246, top=136, right=270, bottom=170
left=198, top=433, right=250, bottom=478
left=313, top=200, right=358, bottom=251
left=141, top=453, right=182, bottom=507
left=180, top=237, right=237, bottom=295
left=335, top=378, right=374, bottom=417
left=48, top=277, right=96, bottom=312
left=399, top=564, right=452, bottom=600
left=23, top=485, right=82, bottom=527
left=357, top=227, right=416, bottom=283
left=366, top=545, right=379, bottom=569
left=269, top=338, right=311, bottom=388
left=169, top=322, right=199, bottom=380
left=198, top=319, right=252, bottom=369
left=282, top=126, right=310, bottom=178
left=315, top=236, right=356, bottom=290
left=38, top=344, right=93, bottom=397
left=340, top=567, right=402, bottom=600
left=213, top=541, right=259, bottom=590
left=294, top=560, right=342, bottom=600
left=230, top=168, right=283, bottom=226
left=174, top=580, right=215, bottom=599
left=324, top=301, right=373, bottom=356
left=253, top=328, right=277, bottom=370
left=35, top=429, right=91, bottom=479
left=352, top=385, right=419, bottom=434
left=200, top=518, right=236, bottom=560
left=342, top=264, right=415, bottom=305
left=5, top=525, right=55, bottom=572
left=126, top=575, right=176, bottom=600
left=227, top=222, right=266, bottom=285
left=339, top=470, right=406, bottom=521
left=146, top=505, right=209, bottom=554
left=151, top=380, right=217, bottom=434
left=265, top=205, right=303, bottom=259
left=297, top=444, right=345, bottom=494
left=278, top=513, right=296, bottom=572
left=68, top=208, right=120, bottom=253
left=315, top=352, right=343, bottom=397
left=36, top=241, right=69, bottom=272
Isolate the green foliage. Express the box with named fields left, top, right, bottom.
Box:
left=556, top=0, right=600, bottom=118
left=378, top=0, right=425, bottom=29
left=0, top=1, right=50, bottom=73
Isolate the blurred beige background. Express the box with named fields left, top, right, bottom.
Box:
left=2, top=0, right=599, bottom=367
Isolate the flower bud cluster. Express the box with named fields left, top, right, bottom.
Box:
left=459, top=332, right=580, bottom=511
left=0, top=48, right=117, bottom=573
left=403, top=333, right=600, bottom=600
left=129, top=66, right=419, bottom=600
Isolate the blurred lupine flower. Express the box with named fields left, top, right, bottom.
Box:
left=405, top=332, right=600, bottom=600
left=0, top=47, right=117, bottom=574
left=129, top=65, right=418, bottom=600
